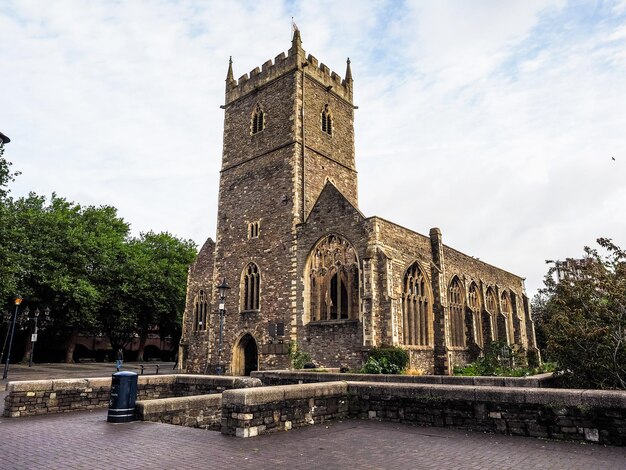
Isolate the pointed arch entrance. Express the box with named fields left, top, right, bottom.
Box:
left=232, top=333, right=258, bottom=376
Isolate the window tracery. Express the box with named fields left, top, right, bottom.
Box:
left=251, top=104, right=264, bottom=135
left=402, top=262, right=432, bottom=346
left=241, top=263, right=260, bottom=311
left=193, top=290, right=208, bottom=332
left=321, top=104, right=332, bottom=136
left=448, top=277, right=465, bottom=347
left=308, top=235, right=359, bottom=321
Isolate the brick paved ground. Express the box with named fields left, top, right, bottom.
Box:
left=2, top=364, right=625, bottom=469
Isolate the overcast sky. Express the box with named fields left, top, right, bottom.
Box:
left=1, top=0, right=625, bottom=296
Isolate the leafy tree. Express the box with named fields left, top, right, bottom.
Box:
left=121, top=232, right=196, bottom=361
left=540, top=238, right=626, bottom=389
left=7, top=194, right=130, bottom=362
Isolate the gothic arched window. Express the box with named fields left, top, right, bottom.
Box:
left=241, top=263, right=260, bottom=311
left=485, top=288, right=497, bottom=313
left=321, top=104, right=332, bottom=136
left=468, top=282, right=483, bottom=346
left=193, top=290, right=208, bottom=332
left=251, top=104, right=265, bottom=135
left=402, top=262, right=432, bottom=346
left=448, top=277, right=465, bottom=347
left=307, top=234, right=359, bottom=322
left=501, top=291, right=515, bottom=345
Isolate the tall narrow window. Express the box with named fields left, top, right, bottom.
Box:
left=402, top=262, right=431, bottom=346
left=307, top=234, right=359, bottom=322
left=468, top=282, right=483, bottom=346
left=321, top=104, right=332, bottom=136
left=193, top=290, right=208, bottom=332
left=501, top=291, right=515, bottom=345
left=241, top=263, right=260, bottom=311
left=248, top=221, right=260, bottom=239
left=485, top=288, right=497, bottom=313
left=448, top=277, right=465, bottom=347
left=251, top=104, right=264, bottom=135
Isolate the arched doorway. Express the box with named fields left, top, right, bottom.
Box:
left=232, top=334, right=258, bottom=376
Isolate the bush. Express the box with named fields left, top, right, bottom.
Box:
left=454, top=340, right=555, bottom=377
left=288, top=341, right=312, bottom=370
left=361, top=347, right=409, bottom=374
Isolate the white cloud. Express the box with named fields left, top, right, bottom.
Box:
left=1, top=0, right=625, bottom=296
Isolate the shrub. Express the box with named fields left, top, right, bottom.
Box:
left=361, top=347, right=409, bottom=374
left=288, top=341, right=312, bottom=370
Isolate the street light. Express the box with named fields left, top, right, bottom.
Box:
left=216, top=278, right=230, bottom=375
left=27, top=307, right=51, bottom=367
left=2, top=295, right=22, bottom=380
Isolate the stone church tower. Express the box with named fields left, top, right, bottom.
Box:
left=180, top=30, right=539, bottom=376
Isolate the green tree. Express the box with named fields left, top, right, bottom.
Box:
left=9, top=194, right=130, bottom=362
left=540, top=238, right=626, bottom=389
left=122, top=232, right=196, bottom=361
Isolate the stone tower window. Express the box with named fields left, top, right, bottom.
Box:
left=402, top=262, right=432, bottom=346
left=501, top=291, right=515, bottom=345
left=193, top=290, right=208, bottom=332
left=251, top=104, right=265, bottom=135
left=307, top=234, right=359, bottom=322
left=468, top=282, right=483, bottom=346
left=448, top=277, right=465, bottom=347
left=241, top=263, right=260, bottom=311
left=248, top=221, right=260, bottom=239
left=321, top=104, right=332, bottom=136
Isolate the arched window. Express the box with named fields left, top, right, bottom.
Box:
left=241, top=263, right=260, bottom=311
left=468, top=282, right=483, bottom=346
left=193, top=290, right=208, bottom=332
left=448, top=277, right=465, bottom=347
left=501, top=291, right=515, bottom=345
left=485, top=288, right=497, bottom=313
left=307, top=234, right=359, bottom=321
left=251, top=104, right=264, bottom=135
left=402, top=262, right=432, bottom=346
left=321, top=104, right=332, bottom=136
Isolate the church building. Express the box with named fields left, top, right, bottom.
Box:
left=179, top=30, right=539, bottom=376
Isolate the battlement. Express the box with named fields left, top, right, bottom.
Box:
left=225, top=30, right=353, bottom=105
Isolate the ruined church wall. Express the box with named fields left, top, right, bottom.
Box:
left=181, top=239, right=215, bottom=373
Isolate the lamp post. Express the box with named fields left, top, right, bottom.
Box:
left=216, top=278, right=230, bottom=375
left=2, top=296, right=22, bottom=380
left=27, top=307, right=50, bottom=367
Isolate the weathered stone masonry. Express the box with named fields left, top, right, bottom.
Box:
left=180, top=29, right=539, bottom=376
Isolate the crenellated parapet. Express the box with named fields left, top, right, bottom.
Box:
left=225, top=29, right=353, bottom=105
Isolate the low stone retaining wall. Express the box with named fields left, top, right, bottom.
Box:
left=252, top=370, right=556, bottom=388
left=136, top=394, right=222, bottom=430
left=349, top=382, right=626, bottom=446
left=219, top=381, right=626, bottom=445
left=4, top=374, right=261, bottom=417
left=221, top=382, right=349, bottom=437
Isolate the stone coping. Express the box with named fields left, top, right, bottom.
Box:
left=222, top=381, right=348, bottom=406
left=347, top=382, right=626, bottom=408
left=5, top=374, right=261, bottom=392
left=220, top=379, right=626, bottom=409
left=252, top=370, right=555, bottom=388
left=136, top=394, right=222, bottom=414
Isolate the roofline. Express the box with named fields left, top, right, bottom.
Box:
left=0, top=131, right=10, bottom=144
left=365, top=215, right=525, bottom=283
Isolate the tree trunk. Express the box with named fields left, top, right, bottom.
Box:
left=22, top=332, right=33, bottom=364
left=64, top=327, right=79, bottom=363
left=137, top=330, right=148, bottom=362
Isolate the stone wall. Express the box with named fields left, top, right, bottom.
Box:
left=4, top=375, right=261, bottom=418
left=136, top=394, right=222, bottom=430
left=221, top=382, right=349, bottom=437
left=219, top=379, right=626, bottom=445
left=348, top=382, right=626, bottom=446
left=251, top=370, right=556, bottom=388
left=180, top=238, right=215, bottom=373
